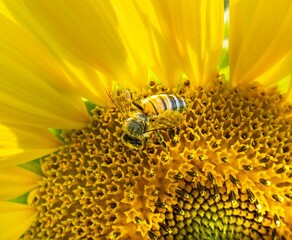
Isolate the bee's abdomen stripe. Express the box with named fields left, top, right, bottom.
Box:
left=178, top=97, right=186, bottom=109
left=148, top=99, right=159, bottom=115
left=158, top=96, right=168, bottom=111
left=143, top=94, right=186, bottom=115
left=168, top=95, right=177, bottom=110
left=174, top=96, right=182, bottom=110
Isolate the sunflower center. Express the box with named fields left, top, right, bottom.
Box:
left=23, top=77, right=292, bottom=240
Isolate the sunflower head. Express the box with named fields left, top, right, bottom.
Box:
left=0, top=1, right=292, bottom=240
left=17, top=77, right=292, bottom=240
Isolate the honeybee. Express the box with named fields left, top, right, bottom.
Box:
left=105, top=84, right=187, bottom=147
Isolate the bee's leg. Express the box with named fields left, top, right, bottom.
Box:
left=142, top=132, right=157, bottom=149
left=143, top=137, right=150, bottom=148
left=154, top=130, right=167, bottom=149
left=167, top=128, right=180, bottom=147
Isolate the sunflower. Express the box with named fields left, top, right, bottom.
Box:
left=1, top=0, right=292, bottom=239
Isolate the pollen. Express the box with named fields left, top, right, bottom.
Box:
left=22, top=77, right=292, bottom=240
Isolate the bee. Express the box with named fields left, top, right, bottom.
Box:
left=105, top=84, right=187, bottom=147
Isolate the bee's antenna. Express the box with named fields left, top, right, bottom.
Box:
left=102, top=82, right=126, bottom=118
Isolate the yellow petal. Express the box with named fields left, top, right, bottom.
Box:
left=109, top=1, right=157, bottom=89
left=0, top=201, right=37, bottom=240
left=288, top=81, right=292, bottom=100
left=229, top=0, right=292, bottom=86
left=1, top=1, right=108, bottom=106
left=0, top=124, right=61, bottom=167
left=0, top=166, right=41, bottom=201
left=0, top=0, right=14, bottom=20
left=0, top=14, right=90, bottom=128
left=148, top=0, right=224, bottom=86
left=4, top=0, right=148, bottom=106
left=62, top=62, right=113, bottom=107
left=283, top=79, right=292, bottom=97
left=255, top=52, right=292, bottom=91
left=6, top=0, right=128, bottom=79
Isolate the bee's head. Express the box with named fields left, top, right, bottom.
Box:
left=123, top=113, right=147, bottom=140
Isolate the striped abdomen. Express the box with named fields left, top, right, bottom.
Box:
left=142, top=94, right=187, bottom=116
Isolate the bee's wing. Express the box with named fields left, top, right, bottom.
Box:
left=104, top=83, right=132, bottom=118
left=146, top=110, right=183, bottom=132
